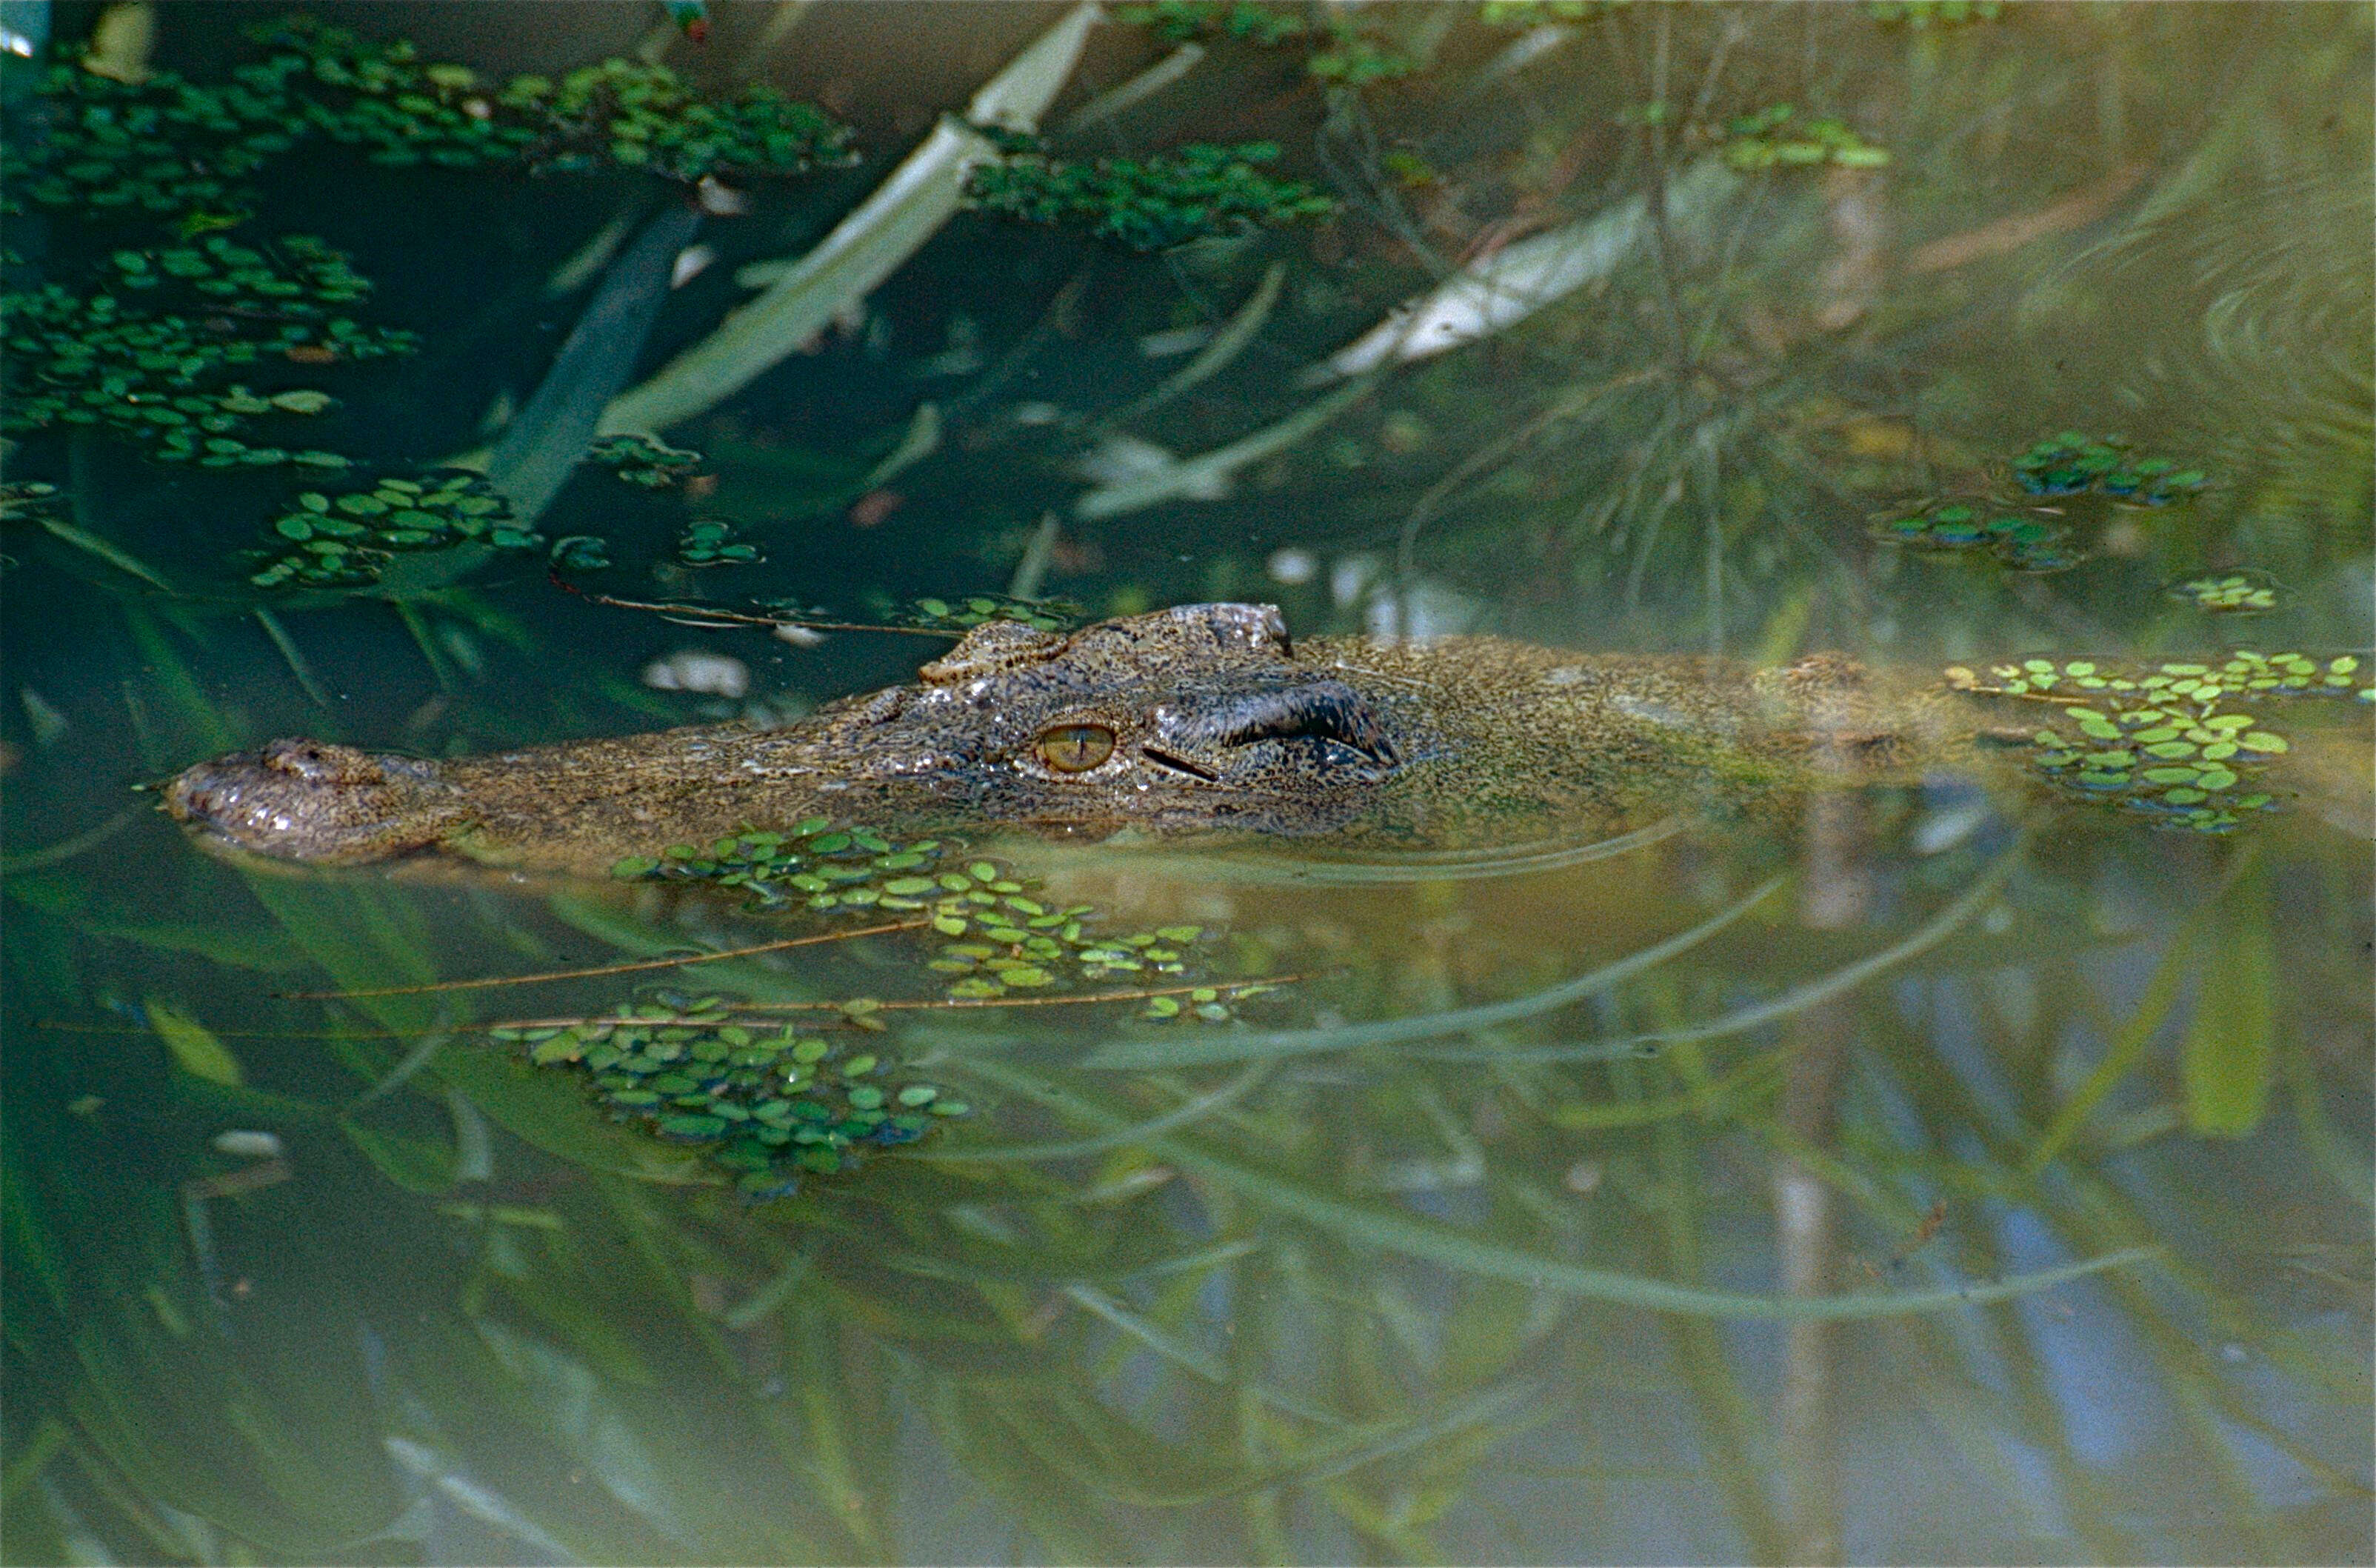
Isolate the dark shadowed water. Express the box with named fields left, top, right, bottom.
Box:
left=3, top=4, right=2370, bottom=1564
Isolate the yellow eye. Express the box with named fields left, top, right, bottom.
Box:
left=1035, top=723, right=1116, bottom=773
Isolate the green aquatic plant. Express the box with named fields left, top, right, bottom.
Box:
left=3, top=13, right=855, bottom=219
left=902, top=592, right=1081, bottom=632
left=495, top=1009, right=966, bottom=1198
left=0, top=59, right=298, bottom=216
left=1866, top=1, right=2004, bottom=25
left=1874, top=431, right=2215, bottom=575
left=1111, top=1, right=1414, bottom=84
left=1480, top=1, right=1630, bottom=25
left=518, top=56, right=855, bottom=181
left=2169, top=570, right=2280, bottom=614
left=586, top=432, right=706, bottom=488
left=4, top=8, right=856, bottom=610
left=547, top=533, right=615, bottom=573
left=246, top=470, right=535, bottom=588
left=1, top=236, right=409, bottom=461
left=0, top=479, right=65, bottom=524
left=1714, top=104, right=1890, bottom=171
left=674, top=516, right=761, bottom=566
left=1870, top=499, right=2079, bottom=572
left=1113, top=1, right=1309, bottom=46
left=100, top=232, right=373, bottom=308
left=965, top=139, right=1337, bottom=252
left=1304, top=29, right=1418, bottom=87
left=2011, top=430, right=2205, bottom=502
left=1946, top=651, right=2372, bottom=831
left=610, top=821, right=1264, bottom=1017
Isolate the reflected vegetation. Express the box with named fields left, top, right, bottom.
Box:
left=4, top=2, right=2371, bottom=1564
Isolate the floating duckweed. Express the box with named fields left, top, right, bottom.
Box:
left=586, top=433, right=705, bottom=487
left=1112, top=1, right=1415, bottom=84
left=2011, top=433, right=2206, bottom=504
left=515, top=1008, right=962, bottom=1195
left=246, top=469, right=533, bottom=588
left=1953, top=646, right=2369, bottom=833
left=6, top=15, right=855, bottom=221
left=965, top=136, right=1337, bottom=252
left=2170, top=570, right=2280, bottom=614
left=1716, top=104, right=1890, bottom=171
left=1117, top=1, right=1311, bottom=44
left=548, top=535, right=614, bottom=573
left=1480, top=1, right=1626, bottom=24
left=675, top=516, right=761, bottom=567
left=1866, top=1, right=2003, bottom=22
left=4, top=236, right=408, bottom=455
left=901, top=593, right=1079, bottom=633
left=607, top=818, right=1247, bottom=1015
left=1870, top=500, right=2080, bottom=573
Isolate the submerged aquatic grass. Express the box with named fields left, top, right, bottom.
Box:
left=3, top=4, right=2369, bottom=1563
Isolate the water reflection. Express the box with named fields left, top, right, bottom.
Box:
left=4, top=1, right=2370, bottom=1564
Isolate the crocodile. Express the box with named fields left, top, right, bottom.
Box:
left=161, top=601, right=2325, bottom=875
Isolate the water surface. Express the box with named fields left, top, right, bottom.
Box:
left=3, top=4, right=2370, bottom=1563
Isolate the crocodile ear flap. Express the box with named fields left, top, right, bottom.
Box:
left=918, top=619, right=1071, bottom=684
left=1175, top=680, right=1401, bottom=767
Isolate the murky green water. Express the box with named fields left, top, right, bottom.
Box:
left=4, top=3, right=2372, bottom=1563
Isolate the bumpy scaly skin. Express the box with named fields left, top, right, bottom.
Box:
left=164, top=602, right=1969, bottom=873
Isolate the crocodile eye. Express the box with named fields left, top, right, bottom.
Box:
left=1035, top=723, right=1116, bottom=773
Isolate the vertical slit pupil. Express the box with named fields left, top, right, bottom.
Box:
left=1038, top=724, right=1116, bottom=772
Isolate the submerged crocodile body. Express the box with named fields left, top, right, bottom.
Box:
left=162, top=602, right=2015, bottom=873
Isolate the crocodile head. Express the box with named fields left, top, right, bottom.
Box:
left=161, top=604, right=1417, bottom=866
left=791, top=602, right=1409, bottom=836
left=162, top=738, right=475, bottom=864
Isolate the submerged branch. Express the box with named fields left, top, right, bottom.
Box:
left=553, top=577, right=961, bottom=637
left=273, top=917, right=932, bottom=1000
left=487, top=974, right=1311, bottom=1030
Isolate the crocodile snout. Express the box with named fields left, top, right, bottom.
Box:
left=164, top=739, right=470, bottom=864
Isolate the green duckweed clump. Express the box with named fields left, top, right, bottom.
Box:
left=1116, top=1, right=1312, bottom=46
left=1112, top=1, right=1415, bottom=84
left=2012, top=432, right=2205, bottom=503
left=0, top=480, right=63, bottom=522
left=903, top=593, right=1078, bottom=633
left=4, top=15, right=855, bottom=219
left=1, top=235, right=409, bottom=461
left=7, top=13, right=854, bottom=598
left=509, top=55, right=855, bottom=182
left=247, top=470, right=537, bottom=588
left=1, top=59, right=299, bottom=216
left=2169, top=571, right=2280, bottom=614
left=674, top=517, right=761, bottom=567
left=587, top=433, right=707, bottom=489
left=1715, top=105, right=1890, bottom=171
left=1480, top=1, right=1630, bottom=26
left=1949, top=652, right=2372, bottom=833
left=1875, top=431, right=2214, bottom=575
left=1872, top=500, right=2078, bottom=572
left=495, top=1007, right=966, bottom=1198
left=967, top=139, right=1337, bottom=253
left=610, top=820, right=1269, bottom=1021
left=1866, top=1, right=2003, bottom=25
